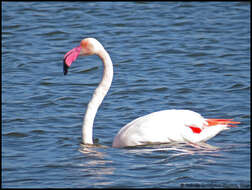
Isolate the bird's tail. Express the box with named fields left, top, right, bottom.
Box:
left=206, top=118, right=240, bottom=127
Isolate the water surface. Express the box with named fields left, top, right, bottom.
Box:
left=2, top=1, right=250, bottom=188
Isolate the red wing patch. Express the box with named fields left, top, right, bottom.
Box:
left=189, top=126, right=202, bottom=134
left=188, top=119, right=240, bottom=134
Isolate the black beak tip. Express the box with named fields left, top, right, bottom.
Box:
left=63, top=59, right=69, bottom=75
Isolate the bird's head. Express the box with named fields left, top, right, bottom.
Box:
left=63, top=38, right=104, bottom=75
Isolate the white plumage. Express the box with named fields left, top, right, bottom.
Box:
left=113, top=109, right=227, bottom=147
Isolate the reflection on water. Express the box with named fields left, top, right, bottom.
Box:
left=76, top=141, right=232, bottom=187
left=78, top=144, right=115, bottom=187
left=122, top=141, right=220, bottom=155
left=79, top=143, right=108, bottom=155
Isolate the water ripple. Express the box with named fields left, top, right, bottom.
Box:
left=2, top=1, right=250, bottom=188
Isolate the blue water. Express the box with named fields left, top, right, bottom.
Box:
left=2, top=1, right=250, bottom=188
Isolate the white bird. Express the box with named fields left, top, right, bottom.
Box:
left=63, top=38, right=240, bottom=148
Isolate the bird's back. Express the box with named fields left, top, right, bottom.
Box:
left=112, top=109, right=206, bottom=148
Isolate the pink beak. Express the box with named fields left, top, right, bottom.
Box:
left=63, top=46, right=81, bottom=75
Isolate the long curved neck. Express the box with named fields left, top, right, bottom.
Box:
left=82, top=48, right=113, bottom=144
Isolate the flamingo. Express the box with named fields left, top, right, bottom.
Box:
left=63, top=38, right=240, bottom=148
